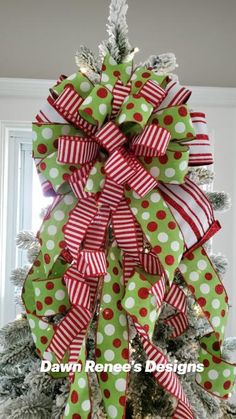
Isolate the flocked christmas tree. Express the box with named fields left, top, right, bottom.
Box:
left=0, top=1, right=236, bottom=418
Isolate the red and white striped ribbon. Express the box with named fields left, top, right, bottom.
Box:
left=47, top=304, right=91, bottom=361
left=105, top=149, right=136, bottom=185
left=164, top=284, right=188, bottom=337
left=112, top=199, right=142, bottom=264
left=156, top=80, right=192, bottom=111
left=140, top=334, right=193, bottom=418
left=57, top=136, right=99, bottom=165
left=158, top=177, right=217, bottom=250
left=68, top=332, right=87, bottom=381
left=98, top=177, right=124, bottom=211
left=151, top=276, right=166, bottom=308
left=139, top=80, right=167, bottom=108
left=111, top=80, right=131, bottom=117
left=165, top=283, right=187, bottom=313
left=53, top=85, right=84, bottom=124
left=95, top=121, right=126, bottom=153
left=64, top=196, right=98, bottom=261
left=140, top=251, right=163, bottom=276
left=65, top=272, right=91, bottom=308
left=77, top=250, right=107, bottom=277
left=69, top=162, right=94, bottom=199
left=123, top=253, right=136, bottom=283
left=74, top=113, right=97, bottom=136
left=131, top=124, right=171, bottom=157
left=83, top=205, right=111, bottom=250
left=186, top=112, right=213, bottom=166
left=127, top=157, right=157, bottom=197
left=35, top=95, right=67, bottom=124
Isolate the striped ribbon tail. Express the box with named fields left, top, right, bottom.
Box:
left=186, top=112, right=214, bottom=166
left=164, top=284, right=188, bottom=338
left=69, top=163, right=94, bottom=199
left=35, top=95, right=67, bottom=123
left=98, top=177, right=124, bottom=211
left=156, top=80, right=192, bottom=111
left=140, top=334, right=193, bottom=418
left=77, top=250, right=107, bottom=277
left=112, top=199, right=143, bottom=263
left=83, top=205, right=111, bottom=250
left=64, top=196, right=98, bottom=261
left=158, top=177, right=220, bottom=251
left=47, top=304, right=91, bottom=362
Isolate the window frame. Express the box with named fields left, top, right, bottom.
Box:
left=0, top=121, right=32, bottom=326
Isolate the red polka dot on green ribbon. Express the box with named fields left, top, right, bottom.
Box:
left=96, top=245, right=129, bottom=419
left=179, top=247, right=228, bottom=343
left=125, top=188, right=184, bottom=283
left=22, top=253, right=68, bottom=312
left=100, top=54, right=133, bottom=88
left=38, top=193, right=78, bottom=275
left=140, top=143, right=189, bottom=184
left=130, top=67, right=168, bottom=94
left=79, top=85, right=113, bottom=126
left=151, top=105, right=195, bottom=141
left=122, top=270, right=159, bottom=339
left=52, top=72, right=94, bottom=99
left=179, top=246, right=236, bottom=398
left=116, top=94, right=153, bottom=130
left=33, top=277, right=70, bottom=317
left=32, top=123, right=81, bottom=159
left=196, top=333, right=236, bottom=398
left=64, top=342, right=92, bottom=418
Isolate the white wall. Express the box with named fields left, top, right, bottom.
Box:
left=0, top=79, right=236, bottom=337
left=0, top=0, right=235, bottom=87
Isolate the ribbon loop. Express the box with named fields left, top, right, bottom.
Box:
left=105, top=149, right=136, bottom=184
left=57, top=135, right=99, bottom=164
left=95, top=121, right=126, bottom=153
left=139, top=79, right=167, bottom=108
left=79, top=85, right=113, bottom=126
left=131, top=123, right=171, bottom=157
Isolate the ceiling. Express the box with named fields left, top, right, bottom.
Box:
left=0, top=0, right=235, bottom=86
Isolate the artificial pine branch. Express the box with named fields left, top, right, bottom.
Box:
left=27, top=243, right=40, bottom=263
left=210, top=254, right=229, bottom=277
left=10, top=266, right=29, bottom=287
left=188, top=167, right=215, bottom=186
left=99, top=0, right=132, bottom=63
left=16, top=231, right=39, bottom=250
left=206, top=191, right=231, bottom=212
left=0, top=392, right=52, bottom=419
left=75, top=45, right=100, bottom=74
left=0, top=318, right=30, bottom=349
left=141, top=53, right=178, bottom=74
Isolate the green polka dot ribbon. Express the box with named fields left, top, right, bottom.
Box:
left=125, top=188, right=184, bottom=284
left=64, top=342, right=92, bottom=419
left=22, top=47, right=235, bottom=419
left=96, top=246, right=129, bottom=419
left=179, top=246, right=236, bottom=397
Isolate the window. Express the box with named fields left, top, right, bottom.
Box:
left=0, top=124, right=52, bottom=326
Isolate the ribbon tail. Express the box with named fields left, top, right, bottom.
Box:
left=96, top=245, right=129, bottom=419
